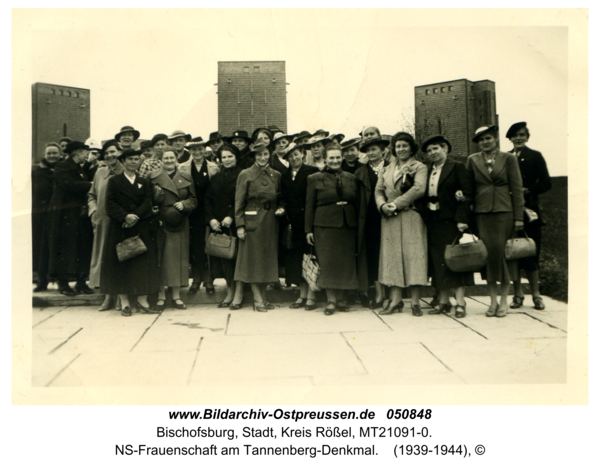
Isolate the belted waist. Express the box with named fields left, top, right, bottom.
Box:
left=319, top=200, right=350, bottom=207
left=247, top=201, right=274, bottom=210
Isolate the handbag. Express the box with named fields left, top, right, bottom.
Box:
left=302, top=246, right=321, bottom=292
left=116, top=235, right=147, bottom=262
left=151, top=184, right=165, bottom=205
left=505, top=230, right=537, bottom=261
left=205, top=229, right=237, bottom=260
left=444, top=229, right=488, bottom=272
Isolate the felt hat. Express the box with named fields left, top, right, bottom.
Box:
left=506, top=121, right=527, bottom=139
left=207, top=131, right=224, bottom=145
left=472, top=125, right=499, bottom=143
left=341, top=137, right=361, bottom=150
left=272, top=132, right=292, bottom=144
left=292, top=131, right=311, bottom=144
left=303, top=135, right=332, bottom=150
left=330, top=133, right=345, bottom=144
left=63, top=141, right=89, bottom=154
left=282, top=142, right=304, bottom=160
left=421, top=135, right=452, bottom=154
left=390, top=132, right=419, bottom=156
left=117, top=148, right=142, bottom=162
left=186, top=136, right=207, bottom=148
left=150, top=133, right=169, bottom=147
left=359, top=136, right=390, bottom=153
left=115, top=125, right=140, bottom=141
left=162, top=206, right=184, bottom=232
left=251, top=127, right=274, bottom=143
left=250, top=139, right=271, bottom=155
left=58, top=137, right=72, bottom=145
left=226, top=130, right=252, bottom=144
left=140, top=140, right=153, bottom=150
left=311, top=129, right=330, bottom=137
left=168, top=130, right=192, bottom=142
left=268, top=125, right=283, bottom=134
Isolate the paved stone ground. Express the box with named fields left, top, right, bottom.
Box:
left=32, top=293, right=567, bottom=388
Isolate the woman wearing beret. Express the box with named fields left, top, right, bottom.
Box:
left=100, top=149, right=159, bottom=317
left=506, top=122, right=552, bottom=311
left=233, top=140, right=285, bottom=312
left=375, top=132, right=428, bottom=316
left=179, top=138, right=219, bottom=295
left=422, top=136, right=474, bottom=318
left=306, top=141, right=360, bottom=315
left=205, top=144, right=244, bottom=309
left=149, top=147, right=198, bottom=310
left=355, top=136, right=390, bottom=310
left=467, top=125, right=525, bottom=318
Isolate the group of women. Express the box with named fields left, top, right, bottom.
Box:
left=33, top=121, right=551, bottom=318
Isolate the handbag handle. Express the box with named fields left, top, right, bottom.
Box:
left=450, top=227, right=477, bottom=247
left=509, top=230, right=530, bottom=241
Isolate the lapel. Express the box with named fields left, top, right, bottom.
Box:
left=118, top=173, right=144, bottom=201
left=66, top=156, right=86, bottom=180
left=293, top=164, right=310, bottom=186
left=104, top=162, right=124, bottom=179
left=491, top=151, right=508, bottom=180
left=471, top=152, right=493, bottom=182
left=151, top=169, right=178, bottom=197
left=437, top=158, right=455, bottom=189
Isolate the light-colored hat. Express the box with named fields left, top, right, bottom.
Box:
left=85, top=138, right=102, bottom=151
left=168, top=130, right=192, bottom=142
left=303, top=135, right=332, bottom=150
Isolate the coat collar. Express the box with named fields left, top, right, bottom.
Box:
left=151, top=168, right=191, bottom=197
left=103, top=162, right=124, bottom=178
left=472, top=151, right=508, bottom=181
left=429, top=157, right=455, bottom=188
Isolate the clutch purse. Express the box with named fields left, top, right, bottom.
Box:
left=505, top=231, right=537, bottom=261
left=116, top=235, right=147, bottom=262
left=302, top=247, right=321, bottom=292
left=205, top=231, right=237, bottom=260
left=444, top=230, right=488, bottom=272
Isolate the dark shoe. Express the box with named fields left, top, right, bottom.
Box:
left=229, top=302, right=243, bottom=310
left=173, top=298, right=187, bottom=309
left=369, top=299, right=384, bottom=310
left=98, top=294, right=115, bottom=312
left=455, top=304, right=467, bottom=318
left=264, top=301, right=275, bottom=309
left=412, top=304, right=423, bottom=316
left=486, top=303, right=499, bottom=317
left=496, top=306, right=508, bottom=318
left=218, top=300, right=233, bottom=308
left=59, top=286, right=77, bottom=296
left=121, top=306, right=132, bottom=317
left=137, top=301, right=158, bottom=314
left=189, top=282, right=200, bottom=294
left=115, top=297, right=122, bottom=311
left=430, top=295, right=440, bottom=308
left=336, top=301, right=349, bottom=312
left=289, top=298, right=307, bottom=309
left=510, top=295, right=524, bottom=309
left=324, top=302, right=336, bottom=315
left=380, top=301, right=404, bottom=315
left=533, top=296, right=545, bottom=310
left=304, top=300, right=317, bottom=311
left=253, top=301, right=268, bottom=312
left=33, top=284, right=48, bottom=293
left=359, top=294, right=370, bottom=308
left=75, top=283, right=94, bottom=295
left=429, top=302, right=452, bottom=315
left=205, top=286, right=215, bottom=295
left=153, top=299, right=166, bottom=312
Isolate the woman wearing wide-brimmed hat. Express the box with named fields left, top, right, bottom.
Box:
left=305, top=140, right=360, bottom=315
left=179, top=137, right=219, bottom=295
left=271, top=132, right=292, bottom=173
left=233, top=140, right=285, bottom=312
left=149, top=146, right=198, bottom=311
left=304, top=135, right=331, bottom=170
left=422, top=135, right=474, bottom=318
left=100, top=149, right=159, bottom=317
left=168, top=130, right=192, bottom=163
left=374, top=132, right=428, bottom=316
left=114, top=125, right=141, bottom=151
left=467, top=125, right=524, bottom=318
left=355, top=136, right=391, bottom=310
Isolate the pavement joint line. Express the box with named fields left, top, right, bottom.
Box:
left=341, top=333, right=369, bottom=375
left=45, top=353, right=81, bottom=387
left=225, top=313, right=231, bottom=335
left=442, top=313, right=489, bottom=340
left=369, top=308, right=394, bottom=330
left=33, top=306, right=68, bottom=328
left=129, top=312, right=163, bottom=352
left=49, top=327, right=83, bottom=354
left=467, top=296, right=488, bottom=306
left=187, top=336, right=204, bottom=386
left=520, top=311, right=567, bottom=333
left=420, top=342, right=467, bottom=383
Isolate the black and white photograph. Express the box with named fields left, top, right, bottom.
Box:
left=12, top=8, right=587, bottom=411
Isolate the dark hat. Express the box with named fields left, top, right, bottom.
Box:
left=218, top=143, right=241, bottom=160
left=325, top=140, right=343, bottom=153
left=341, top=137, right=361, bottom=150
left=168, top=130, right=192, bottom=142
left=330, top=133, right=345, bottom=144
left=63, top=141, right=89, bottom=155
left=150, top=133, right=169, bottom=147
left=162, top=206, right=184, bottom=232
left=359, top=136, right=390, bottom=153
left=390, top=132, right=419, bottom=156
left=472, top=125, right=499, bottom=143
left=140, top=140, right=153, bottom=150
left=100, top=139, right=120, bottom=160
left=292, top=131, right=311, bottom=144
left=268, top=125, right=283, bottom=134
left=311, top=129, right=330, bottom=137
left=303, top=135, right=332, bottom=150
left=421, top=135, right=452, bottom=154
left=250, top=139, right=271, bottom=155
left=282, top=142, right=304, bottom=160
left=207, top=131, right=224, bottom=145
left=251, top=127, right=274, bottom=142
left=226, top=130, right=252, bottom=144
left=186, top=136, right=207, bottom=148
left=115, top=125, right=141, bottom=141
left=58, top=137, right=72, bottom=145
left=117, top=148, right=142, bottom=162
left=506, top=121, right=528, bottom=139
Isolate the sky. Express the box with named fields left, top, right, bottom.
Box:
left=16, top=9, right=575, bottom=176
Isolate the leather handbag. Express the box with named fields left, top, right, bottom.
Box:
left=116, top=235, right=147, bottom=262
left=302, top=247, right=321, bottom=292
left=205, top=230, right=237, bottom=260
left=505, top=231, right=537, bottom=261
left=444, top=230, right=488, bottom=272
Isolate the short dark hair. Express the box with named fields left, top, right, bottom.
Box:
left=217, top=143, right=241, bottom=161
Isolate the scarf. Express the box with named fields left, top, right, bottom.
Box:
left=325, top=166, right=344, bottom=198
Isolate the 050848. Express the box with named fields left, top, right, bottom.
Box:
left=386, top=409, right=432, bottom=420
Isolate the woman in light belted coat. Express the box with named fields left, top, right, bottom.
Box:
left=374, top=132, right=428, bottom=316
left=233, top=140, right=285, bottom=312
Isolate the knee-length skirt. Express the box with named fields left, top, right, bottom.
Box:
left=379, top=209, right=428, bottom=288
left=314, top=224, right=358, bottom=290
left=476, top=212, right=518, bottom=283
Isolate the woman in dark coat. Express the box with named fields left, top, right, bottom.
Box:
left=205, top=144, right=244, bottom=308
left=179, top=137, right=219, bottom=294
left=280, top=143, right=320, bottom=310
left=506, top=122, right=552, bottom=311
left=422, top=136, right=474, bottom=318
left=306, top=140, right=360, bottom=315
left=355, top=136, right=390, bottom=309
left=228, top=130, right=254, bottom=169
left=32, top=142, right=61, bottom=292
left=234, top=140, right=285, bottom=312
left=467, top=125, right=525, bottom=318
left=48, top=141, right=94, bottom=296
left=100, top=149, right=159, bottom=316
left=149, top=147, right=197, bottom=310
